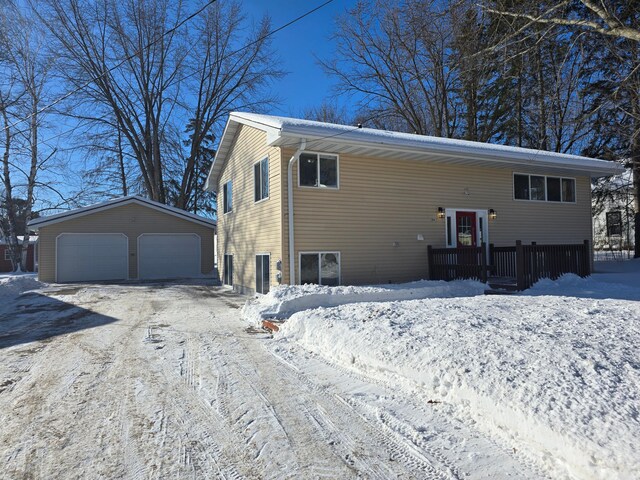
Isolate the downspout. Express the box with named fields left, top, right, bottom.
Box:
left=287, top=139, right=306, bottom=285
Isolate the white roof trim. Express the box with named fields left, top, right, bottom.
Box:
left=27, top=195, right=216, bottom=230
left=205, top=112, right=623, bottom=191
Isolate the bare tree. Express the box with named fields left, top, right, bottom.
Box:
left=38, top=0, right=281, bottom=213
left=302, top=101, right=351, bottom=124
left=172, top=1, right=283, bottom=210
left=485, top=0, right=640, bottom=256
left=0, top=3, right=55, bottom=271
left=484, top=0, right=640, bottom=43
left=321, top=0, right=461, bottom=136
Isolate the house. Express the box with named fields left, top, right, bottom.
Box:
left=205, top=112, right=622, bottom=295
left=592, top=167, right=635, bottom=254
left=0, top=236, right=37, bottom=273
left=27, top=195, right=216, bottom=283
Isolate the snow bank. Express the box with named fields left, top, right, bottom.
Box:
left=0, top=274, right=43, bottom=300
left=275, top=292, right=640, bottom=479
left=242, top=279, right=487, bottom=325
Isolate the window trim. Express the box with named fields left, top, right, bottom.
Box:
left=298, top=251, right=341, bottom=286
left=223, top=180, right=233, bottom=214
left=512, top=172, right=576, bottom=203
left=255, top=252, right=270, bottom=294
left=254, top=157, right=270, bottom=204
left=4, top=249, right=11, bottom=261
left=297, top=151, right=340, bottom=190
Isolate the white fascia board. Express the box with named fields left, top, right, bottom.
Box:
left=205, top=114, right=282, bottom=192
left=273, top=131, right=622, bottom=177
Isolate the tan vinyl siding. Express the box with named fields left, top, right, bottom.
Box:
left=282, top=149, right=592, bottom=285
left=37, top=203, right=215, bottom=282
left=216, top=125, right=282, bottom=293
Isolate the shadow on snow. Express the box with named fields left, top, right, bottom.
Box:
left=0, top=292, right=118, bottom=349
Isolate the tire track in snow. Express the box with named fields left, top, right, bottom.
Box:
left=270, top=341, right=550, bottom=479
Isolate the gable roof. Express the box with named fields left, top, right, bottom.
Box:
left=27, top=195, right=216, bottom=230
left=205, top=112, right=623, bottom=192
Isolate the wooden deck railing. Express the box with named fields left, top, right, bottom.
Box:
left=427, top=240, right=591, bottom=290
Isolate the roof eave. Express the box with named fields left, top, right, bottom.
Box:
left=273, top=132, right=622, bottom=178
left=28, top=196, right=216, bottom=229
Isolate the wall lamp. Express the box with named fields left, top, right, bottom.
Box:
left=489, top=209, right=497, bottom=220
left=437, top=207, right=445, bottom=219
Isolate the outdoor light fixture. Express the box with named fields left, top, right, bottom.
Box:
left=437, top=207, right=445, bottom=219
left=489, top=209, right=497, bottom=220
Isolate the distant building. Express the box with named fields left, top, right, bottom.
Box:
left=592, top=167, right=635, bottom=254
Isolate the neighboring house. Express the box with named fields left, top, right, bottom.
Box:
left=592, top=168, right=635, bottom=253
left=28, top=195, right=216, bottom=283
left=0, top=236, right=37, bottom=273
left=205, top=112, right=621, bottom=295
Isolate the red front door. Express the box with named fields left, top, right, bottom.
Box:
left=456, top=211, right=477, bottom=247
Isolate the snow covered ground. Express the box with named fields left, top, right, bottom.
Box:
left=0, top=278, right=545, bottom=479
left=245, top=260, right=640, bottom=479
left=2, top=261, right=638, bottom=479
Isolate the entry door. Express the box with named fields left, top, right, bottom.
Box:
left=455, top=211, right=477, bottom=247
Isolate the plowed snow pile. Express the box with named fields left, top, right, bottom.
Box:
left=0, top=274, right=42, bottom=299
left=247, top=264, right=640, bottom=479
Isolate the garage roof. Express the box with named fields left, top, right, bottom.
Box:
left=205, top=112, right=623, bottom=192
left=28, top=195, right=216, bottom=230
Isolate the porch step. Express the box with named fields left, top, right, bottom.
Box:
left=485, top=289, right=518, bottom=295
left=487, top=276, right=519, bottom=292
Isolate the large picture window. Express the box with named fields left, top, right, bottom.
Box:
left=254, top=158, right=269, bottom=202
left=300, top=252, right=340, bottom=286
left=299, top=152, right=338, bottom=188
left=223, top=180, right=233, bottom=213
left=513, top=174, right=575, bottom=203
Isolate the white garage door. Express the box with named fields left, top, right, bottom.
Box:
left=138, top=234, right=201, bottom=280
left=57, top=233, right=128, bottom=283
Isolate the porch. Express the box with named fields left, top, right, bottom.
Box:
left=427, top=240, right=591, bottom=291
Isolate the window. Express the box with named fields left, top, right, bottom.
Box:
left=4, top=249, right=10, bottom=261
left=514, top=174, right=529, bottom=200
left=254, top=158, right=269, bottom=202
left=513, top=174, right=576, bottom=203
left=300, top=252, right=340, bottom=286
left=223, top=180, right=232, bottom=214
left=547, top=177, right=561, bottom=202
left=530, top=175, right=546, bottom=201
left=562, top=178, right=576, bottom=202
left=299, top=152, right=338, bottom=188
left=256, top=254, right=270, bottom=294
left=606, top=211, right=623, bottom=236
left=223, top=254, right=233, bottom=286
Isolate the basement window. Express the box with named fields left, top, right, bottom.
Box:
left=300, top=252, right=340, bottom=286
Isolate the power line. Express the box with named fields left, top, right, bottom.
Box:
left=3, top=0, right=219, bottom=134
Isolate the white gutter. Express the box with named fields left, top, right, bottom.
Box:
left=287, top=139, right=306, bottom=285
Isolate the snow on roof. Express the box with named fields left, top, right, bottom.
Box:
left=205, top=112, right=623, bottom=191
left=27, top=195, right=216, bottom=230
left=0, top=235, right=38, bottom=245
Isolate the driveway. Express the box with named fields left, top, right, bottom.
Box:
left=0, top=282, right=543, bottom=479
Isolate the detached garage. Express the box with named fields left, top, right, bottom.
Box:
left=28, top=196, right=216, bottom=283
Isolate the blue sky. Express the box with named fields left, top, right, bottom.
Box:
left=241, top=0, right=357, bottom=117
